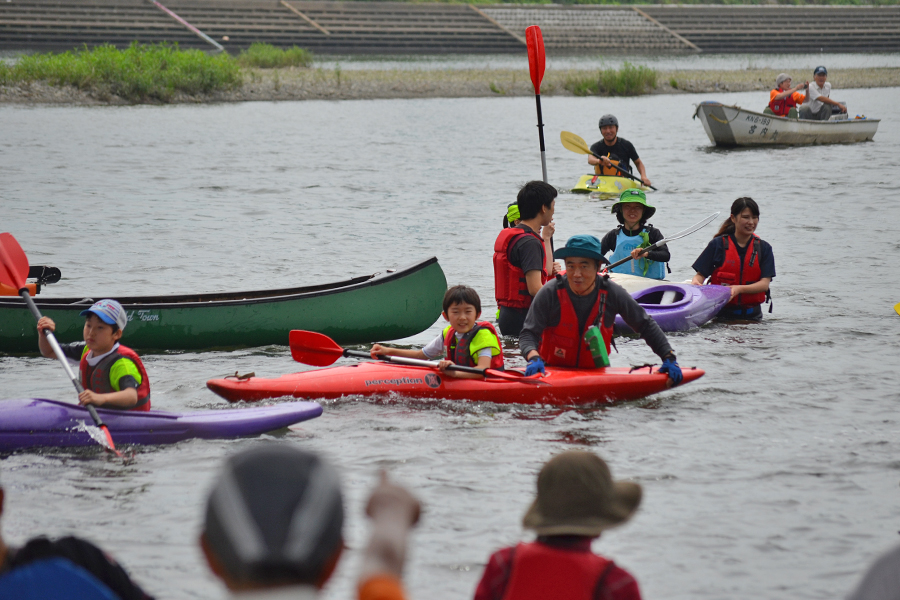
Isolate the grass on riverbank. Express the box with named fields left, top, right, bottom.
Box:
left=0, top=42, right=242, bottom=102
left=564, top=63, right=657, bottom=96
left=235, top=42, right=313, bottom=69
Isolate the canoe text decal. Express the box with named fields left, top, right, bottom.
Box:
left=365, top=377, right=424, bottom=387
left=126, top=310, right=160, bottom=322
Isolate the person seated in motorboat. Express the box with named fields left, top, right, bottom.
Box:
left=494, top=181, right=559, bottom=337
left=587, top=114, right=651, bottom=187
left=768, top=73, right=808, bottom=118
left=200, top=444, right=420, bottom=600
left=799, top=66, right=846, bottom=121
left=690, top=197, right=775, bottom=322
left=519, top=235, right=682, bottom=385
left=36, top=299, right=151, bottom=411
left=0, top=469, right=154, bottom=600
left=474, top=450, right=644, bottom=600
left=600, top=189, right=669, bottom=280
left=371, top=285, right=504, bottom=379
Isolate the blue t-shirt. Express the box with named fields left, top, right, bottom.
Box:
left=692, top=234, right=776, bottom=280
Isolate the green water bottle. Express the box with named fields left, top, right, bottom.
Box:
left=584, top=325, right=610, bottom=368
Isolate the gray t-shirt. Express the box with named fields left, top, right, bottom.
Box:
left=519, top=275, right=672, bottom=360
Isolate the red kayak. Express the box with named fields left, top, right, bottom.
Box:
left=207, top=362, right=704, bottom=406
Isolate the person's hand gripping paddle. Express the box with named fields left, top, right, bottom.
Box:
left=0, top=233, right=121, bottom=456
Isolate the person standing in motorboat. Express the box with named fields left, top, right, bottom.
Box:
left=518, top=235, right=681, bottom=385
left=799, top=66, right=847, bottom=121
left=493, top=181, right=559, bottom=337
left=690, top=197, right=775, bottom=322
left=768, top=73, right=809, bottom=117
left=587, top=115, right=651, bottom=188
left=600, top=189, right=669, bottom=280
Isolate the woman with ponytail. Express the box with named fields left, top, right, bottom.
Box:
left=690, top=197, right=775, bottom=321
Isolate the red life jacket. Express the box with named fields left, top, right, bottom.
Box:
left=539, top=278, right=613, bottom=369
left=769, top=90, right=800, bottom=117
left=493, top=227, right=549, bottom=310
left=709, top=234, right=767, bottom=307
left=79, top=344, right=151, bottom=411
left=500, top=542, right=614, bottom=600
left=443, top=322, right=505, bottom=370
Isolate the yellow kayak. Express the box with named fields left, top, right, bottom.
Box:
left=571, top=174, right=648, bottom=197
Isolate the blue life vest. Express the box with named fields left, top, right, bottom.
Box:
left=0, top=557, right=119, bottom=600
left=608, top=226, right=665, bottom=280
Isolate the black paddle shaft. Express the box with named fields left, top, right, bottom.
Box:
left=588, top=151, right=658, bottom=191
left=342, top=349, right=487, bottom=376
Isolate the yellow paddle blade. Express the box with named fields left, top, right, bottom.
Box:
left=895, top=302, right=900, bottom=316
left=560, top=131, right=592, bottom=156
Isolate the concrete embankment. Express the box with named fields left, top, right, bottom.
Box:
left=2, top=67, right=898, bottom=105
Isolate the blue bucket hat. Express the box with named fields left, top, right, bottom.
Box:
left=553, top=235, right=606, bottom=263
left=80, top=299, right=127, bottom=331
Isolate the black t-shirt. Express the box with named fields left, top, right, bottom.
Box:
left=692, top=234, right=776, bottom=280
left=5, top=536, right=154, bottom=600
left=507, top=225, right=545, bottom=275
left=589, top=137, right=639, bottom=173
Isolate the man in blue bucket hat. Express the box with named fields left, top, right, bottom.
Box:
left=519, top=235, right=682, bottom=384
left=37, top=299, right=152, bottom=411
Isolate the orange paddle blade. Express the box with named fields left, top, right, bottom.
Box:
left=289, top=330, right=345, bottom=366
left=0, top=232, right=30, bottom=291
left=525, top=25, right=545, bottom=93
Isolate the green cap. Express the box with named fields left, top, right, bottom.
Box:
left=506, top=203, right=521, bottom=223
left=611, top=188, right=655, bottom=221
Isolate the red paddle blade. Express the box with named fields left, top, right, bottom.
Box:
left=525, top=25, right=545, bottom=93
left=99, top=425, right=122, bottom=456
left=289, top=330, right=345, bottom=366
left=0, top=232, right=30, bottom=290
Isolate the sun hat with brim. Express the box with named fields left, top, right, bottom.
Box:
left=203, top=445, right=344, bottom=585
left=553, top=234, right=605, bottom=262
left=611, top=189, right=656, bottom=221
left=79, top=299, right=127, bottom=331
left=775, top=73, right=792, bottom=86
left=522, top=451, right=642, bottom=537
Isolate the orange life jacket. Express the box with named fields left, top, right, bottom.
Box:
left=539, top=278, right=613, bottom=369
left=79, top=344, right=151, bottom=411
left=593, top=156, right=623, bottom=177
left=709, top=234, right=767, bottom=307
left=493, top=228, right=549, bottom=310
left=500, top=542, right=614, bottom=600
left=443, top=322, right=504, bottom=370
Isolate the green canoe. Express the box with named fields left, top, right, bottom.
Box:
left=0, top=257, right=447, bottom=354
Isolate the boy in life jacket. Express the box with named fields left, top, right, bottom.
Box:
left=690, top=197, right=775, bottom=321
left=768, top=73, right=808, bottom=117
left=587, top=114, right=651, bottom=187
left=519, top=235, right=681, bottom=385
left=36, top=299, right=151, bottom=411
left=371, top=285, right=503, bottom=379
left=493, top=181, right=559, bottom=337
left=600, top=189, right=669, bottom=280
left=474, top=450, right=644, bottom=600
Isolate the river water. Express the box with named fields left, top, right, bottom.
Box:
left=1, top=86, right=899, bottom=600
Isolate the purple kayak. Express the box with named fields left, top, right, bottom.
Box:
left=615, top=282, right=732, bottom=333
left=0, top=398, right=322, bottom=451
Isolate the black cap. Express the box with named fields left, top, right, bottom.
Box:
left=203, top=445, right=344, bottom=585
left=814, top=66, right=827, bottom=76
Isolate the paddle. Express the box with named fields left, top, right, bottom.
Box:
left=605, top=212, right=721, bottom=271
left=560, top=131, right=658, bottom=191
left=526, top=25, right=548, bottom=184
left=0, top=233, right=120, bottom=456
left=288, top=330, right=548, bottom=385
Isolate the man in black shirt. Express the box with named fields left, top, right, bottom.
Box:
left=587, top=114, right=651, bottom=187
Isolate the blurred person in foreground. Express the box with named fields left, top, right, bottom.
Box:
left=0, top=473, right=152, bottom=600
left=846, top=543, right=900, bottom=600
left=474, top=450, right=644, bottom=600
left=200, top=444, right=420, bottom=600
